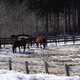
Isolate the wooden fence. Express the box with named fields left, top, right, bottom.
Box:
left=0, top=35, right=80, bottom=46
left=1, top=59, right=75, bottom=76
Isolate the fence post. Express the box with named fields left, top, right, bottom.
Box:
left=44, top=61, right=49, bottom=74
left=8, top=59, right=12, bottom=70
left=65, top=64, right=70, bottom=76
left=25, top=61, right=29, bottom=74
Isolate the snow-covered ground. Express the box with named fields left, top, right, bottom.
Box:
left=0, top=41, right=80, bottom=56
left=0, top=41, right=80, bottom=80
left=0, top=70, right=80, bottom=80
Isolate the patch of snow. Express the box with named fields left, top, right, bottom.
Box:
left=0, top=70, right=79, bottom=80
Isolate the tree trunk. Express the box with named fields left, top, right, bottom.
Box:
left=68, top=8, right=71, bottom=34
left=56, top=12, right=59, bottom=36
left=64, top=7, right=67, bottom=35
left=77, top=4, right=80, bottom=31
left=45, top=12, right=49, bottom=35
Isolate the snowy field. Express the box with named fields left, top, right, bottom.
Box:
left=0, top=70, right=80, bottom=80
left=0, top=41, right=80, bottom=80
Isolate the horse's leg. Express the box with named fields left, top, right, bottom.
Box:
left=12, top=45, right=16, bottom=54
left=13, top=47, right=16, bottom=53
left=15, top=48, right=16, bottom=53
left=19, top=47, right=21, bottom=52
left=12, top=47, right=14, bottom=54
left=43, top=38, right=47, bottom=49
left=43, top=42, right=45, bottom=49
left=31, top=42, right=32, bottom=47
left=40, top=43, right=42, bottom=49
left=27, top=43, right=30, bottom=49
left=23, top=45, right=26, bottom=52
left=36, top=42, right=39, bottom=48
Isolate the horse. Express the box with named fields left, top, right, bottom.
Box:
left=11, top=35, right=18, bottom=44
left=11, top=34, right=31, bottom=44
left=12, top=38, right=27, bottom=53
left=27, top=36, right=36, bottom=47
left=17, top=34, right=35, bottom=48
left=35, top=36, right=47, bottom=49
left=12, top=36, right=34, bottom=53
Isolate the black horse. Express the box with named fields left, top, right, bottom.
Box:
left=11, top=35, right=18, bottom=44
left=12, top=38, right=27, bottom=53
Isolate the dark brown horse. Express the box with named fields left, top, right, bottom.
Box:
left=35, top=36, right=47, bottom=49
left=12, top=36, right=34, bottom=53
left=11, top=34, right=31, bottom=44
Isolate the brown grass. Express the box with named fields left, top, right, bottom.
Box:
left=0, top=49, right=80, bottom=76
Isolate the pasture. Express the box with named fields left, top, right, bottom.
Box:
left=0, top=40, right=80, bottom=76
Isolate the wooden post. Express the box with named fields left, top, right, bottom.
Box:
left=25, top=61, right=29, bottom=74
left=8, top=59, right=12, bottom=70
left=65, top=64, right=70, bottom=76
left=44, top=61, right=49, bottom=74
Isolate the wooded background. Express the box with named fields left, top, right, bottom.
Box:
left=0, top=0, right=80, bottom=37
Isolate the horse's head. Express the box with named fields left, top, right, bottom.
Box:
left=11, top=35, right=17, bottom=38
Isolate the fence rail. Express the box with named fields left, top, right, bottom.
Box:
left=0, top=59, right=77, bottom=76
left=0, top=35, right=80, bottom=46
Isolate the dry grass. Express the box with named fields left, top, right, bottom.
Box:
left=0, top=49, right=80, bottom=76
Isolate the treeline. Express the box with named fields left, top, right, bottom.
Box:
left=0, top=0, right=38, bottom=37
left=28, top=0, right=80, bottom=36
left=0, top=0, right=80, bottom=37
